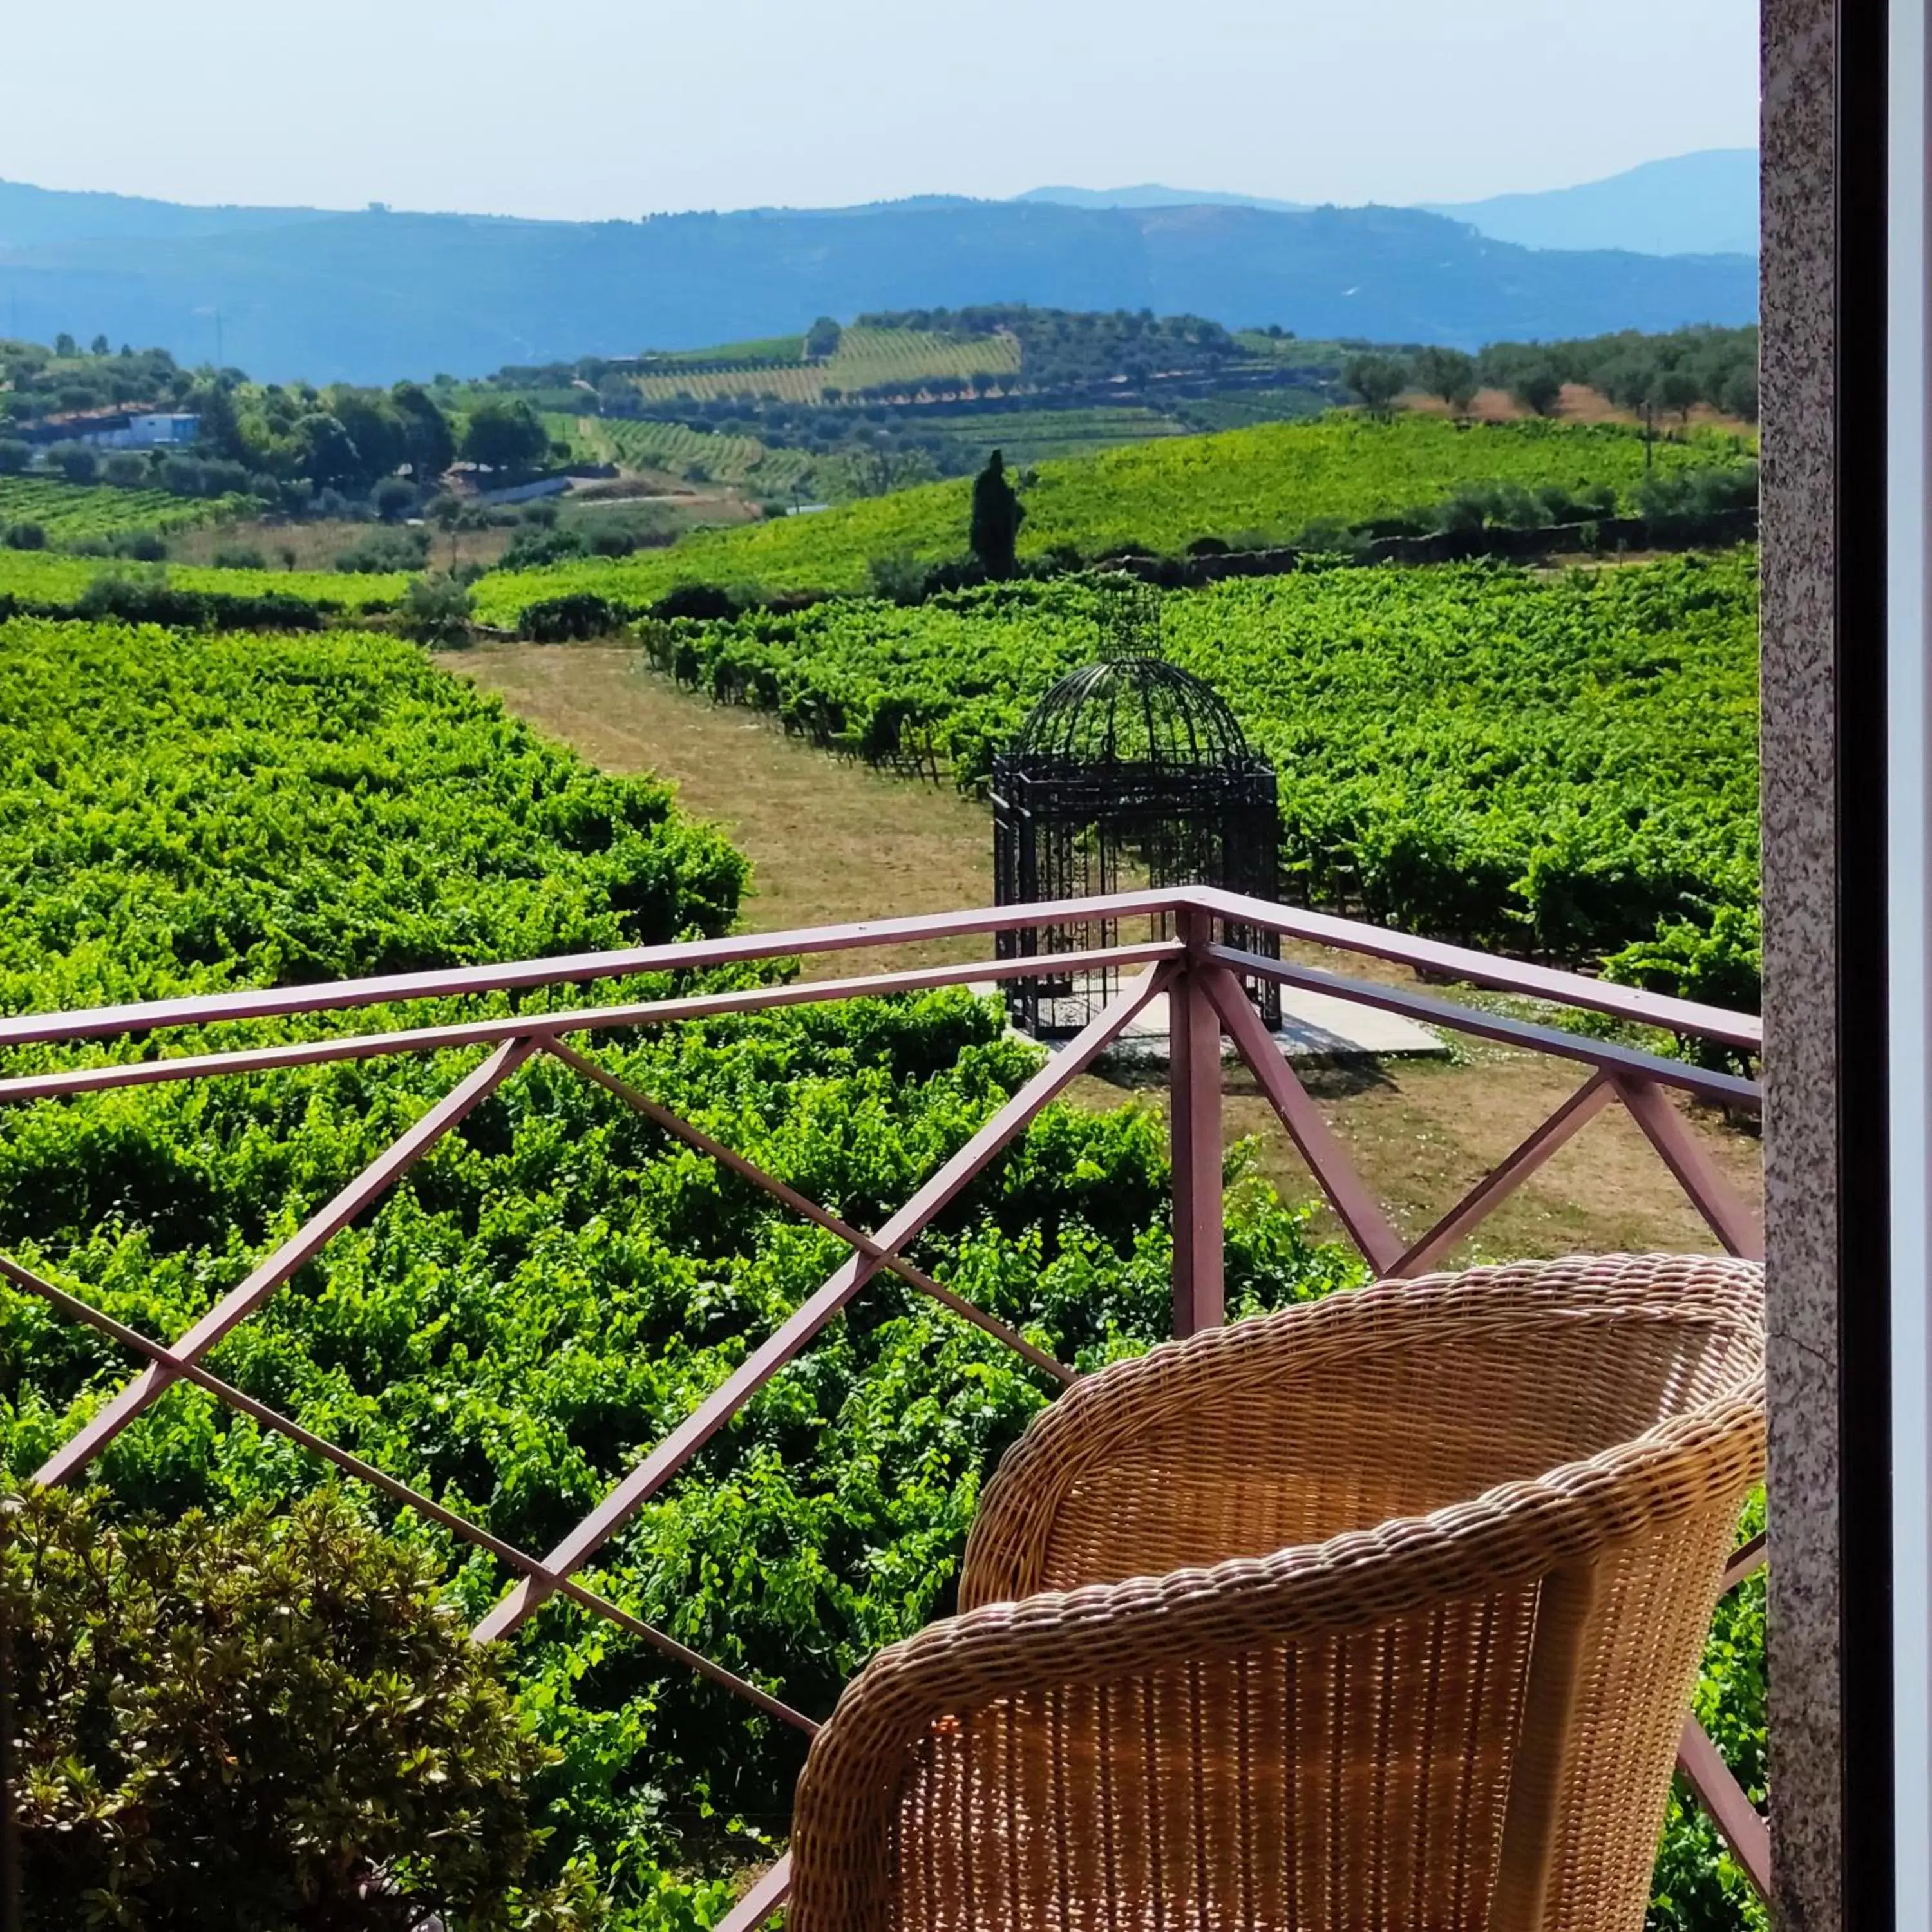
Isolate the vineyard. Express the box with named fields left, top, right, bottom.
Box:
left=633, top=326, right=1021, bottom=403
left=0, top=614, right=1388, bottom=1927
left=471, top=413, right=1756, bottom=621
left=0, top=550, right=413, bottom=614
left=0, top=475, right=255, bottom=543
left=634, top=553, right=1761, bottom=1005
left=555, top=414, right=816, bottom=489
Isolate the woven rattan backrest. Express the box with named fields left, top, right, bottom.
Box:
left=962, top=1257, right=1761, bottom=1611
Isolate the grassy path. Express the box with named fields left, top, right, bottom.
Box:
left=444, top=643, right=1763, bottom=1266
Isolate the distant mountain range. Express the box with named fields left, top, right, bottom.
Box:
left=1021, top=151, right=1759, bottom=257
left=0, top=154, right=1759, bottom=386
left=1422, top=150, right=1759, bottom=258
left=1018, top=185, right=1307, bottom=215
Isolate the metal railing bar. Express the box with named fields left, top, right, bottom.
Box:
left=1202, top=965, right=1406, bottom=1274
left=1723, top=1530, right=1770, bottom=1592
left=0, top=893, right=1204, bottom=1051
left=0, top=888, right=1763, bottom=1057
left=472, top=964, right=1174, bottom=1643
left=1610, top=1077, right=1766, bottom=1262
left=1390, top=1074, right=1619, bottom=1278
left=0, top=1255, right=815, bottom=1734
left=1722, top=1531, right=1767, bottom=1595
left=0, top=943, right=1184, bottom=1108
left=714, top=1853, right=791, bottom=1932
left=1189, top=886, right=1764, bottom=1051
left=33, top=1038, right=539, bottom=1488
left=540, top=1037, right=1077, bottom=1387
left=1208, top=943, right=1763, bottom=1110
left=1676, top=1716, right=1771, bottom=1899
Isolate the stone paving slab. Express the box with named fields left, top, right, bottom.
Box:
left=972, top=985, right=1446, bottom=1061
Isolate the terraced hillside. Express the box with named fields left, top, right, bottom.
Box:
left=632, top=325, right=1021, bottom=403
left=0, top=475, right=254, bottom=543
left=553, top=414, right=815, bottom=489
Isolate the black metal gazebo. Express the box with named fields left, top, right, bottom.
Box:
left=992, top=656, right=1282, bottom=1036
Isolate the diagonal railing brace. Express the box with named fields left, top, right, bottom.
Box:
left=1612, top=1077, right=1765, bottom=1262
left=472, top=966, right=1171, bottom=1643
left=539, top=1039, right=1075, bottom=1385
left=2, top=1253, right=813, bottom=1734
left=1201, top=963, right=1405, bottom=1274
left=35, top=1037, right=538, bottom=1487
left=1392, top=1072, right=1618, bottom=1277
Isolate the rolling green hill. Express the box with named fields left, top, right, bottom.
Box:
left=473, top=413, right=1754, bottom=622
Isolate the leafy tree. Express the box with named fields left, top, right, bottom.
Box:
left=460, top=398, right=549, bottom=476
left=372, top=475, right=418, bottom=521
left=52, top=333, right=75, bottom=358
left=88, top=333, right=109, bottom=356
left=48, top=441, right=97, bottom=484
left=190, top=381, right=249, bottom=465
left=3, top=521, right=48, bottom=550
left=1598, top=353, right=1661, bottom=413
left=101, top=451, right=149, bottom=488
left=328, top=388, right=407, bottom=487
left=1414, top=346, right=1480, bottom=414
left=388, top=383, right=455, bottom=484
left=1656, top=367, right=1703, bottom=425
left=1343, top=354, right=1410, bottom=414
left=969, top=448, right=1027, bottom=578
left=1510, top=363, right=1565, bottom=417
left=804, top=316, right=844, bottom=360
left=2, top=1486, right=592, bottom=1931
left=296, top=412, right=365, bottom=491
left=594, top=371, right=636, bottom=417
left=0, top=440, right=30, bottom=475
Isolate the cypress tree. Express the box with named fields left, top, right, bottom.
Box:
left=969, top=449, right=1026, bottom=578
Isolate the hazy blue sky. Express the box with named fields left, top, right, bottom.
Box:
left=3, top=0, right=1758, bottom=218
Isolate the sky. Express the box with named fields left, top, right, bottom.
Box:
left=1, top=0, right=1759, bottom=220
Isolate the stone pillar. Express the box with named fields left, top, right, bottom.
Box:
left=1761, top=3, right=1844, bottom=1927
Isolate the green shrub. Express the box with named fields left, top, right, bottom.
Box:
left=336, top=527, right=432, bottom=574
left=519, top=591, right=620, bottom=641
left=866, top=552, right=928, bottom=602
left=503, top=526, right=590, bottom=571
left=399, top=572, right=475, bottom=645
left=2, top=1486, right=594, bottom=1931
left=73, top=571, right=329, bottom=633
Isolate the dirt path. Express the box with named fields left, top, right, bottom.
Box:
left=445, top=641, right=1763, bottom=1267
left=446, top=643, right=995, bottom=975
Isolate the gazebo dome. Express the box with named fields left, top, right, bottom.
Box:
left=1009, top=657, right=1262, bottom=773
left=992, top=653, right=1282, bottom=1037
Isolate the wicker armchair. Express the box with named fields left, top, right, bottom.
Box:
left=787, top=1254, right=1765, bottom=1932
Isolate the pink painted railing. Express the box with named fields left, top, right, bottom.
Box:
left=0, top=887, right=1768, bottom=1921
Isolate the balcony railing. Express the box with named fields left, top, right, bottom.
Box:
left=0, top=886, right=1767, bottom=1925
